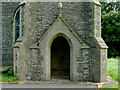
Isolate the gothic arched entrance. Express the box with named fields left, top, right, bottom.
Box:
left=51, top=36, right=70, bottom=79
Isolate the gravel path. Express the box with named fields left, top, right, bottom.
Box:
left=102, top=76, right=118, bottom=87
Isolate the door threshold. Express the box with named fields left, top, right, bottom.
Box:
left=51, top=76, right=70, bottom=81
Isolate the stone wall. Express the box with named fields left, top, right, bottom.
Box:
left=32, top=2, right=95, bottom=81
left=28, top=48, right=44, bottom=81
left=29, top=2, right=94, bottom=44
left=1, top=2, right=97, bottom=66
left=0, top=2, right=2, bottom=66
left=76, top=48, right=90, bottom=81
left=2, top=2, right=19, bottom=66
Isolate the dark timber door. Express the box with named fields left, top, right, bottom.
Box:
left=51, top=37, right=70, bottom=79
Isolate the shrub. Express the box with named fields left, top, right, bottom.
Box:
left=2, top=66, right=14, bottom=76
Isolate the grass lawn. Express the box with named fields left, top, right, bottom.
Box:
left=107, top=58, right=118, bottom=82
left=105, top=85, right=118, bottom=88
left=99, top=85, right=119, bottom=90
left=100, top=58, right=119, bottom=89
left=101, top=85, right=118, bottom=88
left=0, top=73, right=19, bottom=82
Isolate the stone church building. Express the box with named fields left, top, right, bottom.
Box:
left=1, top=1, right=108, bottom=82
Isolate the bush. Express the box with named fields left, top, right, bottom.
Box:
left=2, top=66, right=14, bottom=76
left=101, top=10, right=120, bottom=57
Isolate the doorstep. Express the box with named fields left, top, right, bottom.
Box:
left=1, top=76, right=118, bottom=88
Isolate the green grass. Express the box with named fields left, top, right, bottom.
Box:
left=0, top=73, right=19, bottom=82
left=102, top=85, right=118, bottom=88
left=100, top=85, right=120, bottom=90
left=100, top=85, right=119, bottom=89
left=107, top=58, right=118, bottom=82
left=100, top=58, right=119, bottom=89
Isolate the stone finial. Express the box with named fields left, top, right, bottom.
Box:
left=58, top=2, right=62, bottom=8
left=58, top=2, right=62, bottom=16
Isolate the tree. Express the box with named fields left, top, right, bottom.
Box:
left=100, top=1, right=119, bottom=15
left=100, top=1, right=120, bottom=57
left=101, top=10, right=120, bottom=57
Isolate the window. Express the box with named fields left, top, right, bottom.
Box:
left=13, top=5, right=25, bottom=43
left=15, top=10, right=20, bottom=41
left=15, top=66, right=17, bottom=74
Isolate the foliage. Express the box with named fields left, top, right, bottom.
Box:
left=107, top=58, right=118, bottom=82
left=100, top=1, right=119, bottom=15
left=101, top=10, right=120, bottom=57
left=2, top=66, right=13, bottom=76
left=100, top=85, right=119, bottom=89
left=0, top=73, right=19, bottom=82
left=100, top=1, right=120, bottom=57
left=0, top=66, right=19, bottom=82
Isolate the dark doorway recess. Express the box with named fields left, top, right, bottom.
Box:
left=51, top=37, right=70, bottom=79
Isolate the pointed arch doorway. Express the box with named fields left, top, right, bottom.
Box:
left=51, top=36, right=70, bottom=79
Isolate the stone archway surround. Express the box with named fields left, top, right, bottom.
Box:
left=50, top=35, right=71, bottom=79
left=38, top=17, right=86, bottom=81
